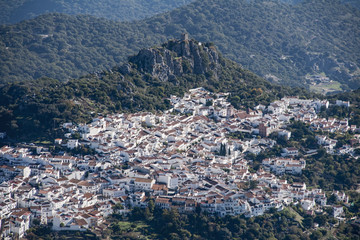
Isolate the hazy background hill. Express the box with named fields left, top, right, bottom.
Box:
left=281, top=0, right=360, bottom=9
left=0, top=0, right=195, bottom=24
left=1, top=0, right=358, bottom=25
left=0, top=0, right=359, bottom=90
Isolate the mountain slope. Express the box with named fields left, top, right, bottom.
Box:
left=0, top=13, right=164, bottom=83
left=0, top=0, right=359, bottom=89
left=0, top=0, right=194, bottom=24
left=0, top=38, right=310, bottom=141
left=280, top=0, right=360, bottom=9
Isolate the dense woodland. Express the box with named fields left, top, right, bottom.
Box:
left=0, top=0, right=359, bottom=89
left=0, top=0, right=194, bottom=24
left=282, top=0, right=359, bottom=7
left=1, top=0, right=358, bottom=25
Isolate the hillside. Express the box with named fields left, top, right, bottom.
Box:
left=281, top=0, right=359, bottom=8
left=0, top=13, right=164, bottom=83
left=0, top=37, right=310, bottom=141
left=2, top=0, right=358, bottom=25
left=0, top=0, right=359, bottom=90
left=0, top=0, right=194, bottom=24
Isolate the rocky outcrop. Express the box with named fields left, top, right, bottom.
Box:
left=127, top=37, right=220, bottom=82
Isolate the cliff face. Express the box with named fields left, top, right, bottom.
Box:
left=127, top=38, right=220, bottom=82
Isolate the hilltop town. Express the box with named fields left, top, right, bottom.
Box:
left=0, top=88, right=358, bottom=239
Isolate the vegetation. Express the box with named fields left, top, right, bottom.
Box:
left=0, top=0, right=194, bottom=24
left=301, top=152, right=359, bottom=191
left=281, top=0, right=360, bottom=8
left=309, top=81, right=343, bottom=95
left=0, top=13, right=165, bottom=83
left=0, top=0, right=359, bottom=89
left=26, top=225, right=97, bottom=240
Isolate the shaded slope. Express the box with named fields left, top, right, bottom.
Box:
left=0, top=0, right=194, bottom=24
left=0, top=0, right=359, bottom=89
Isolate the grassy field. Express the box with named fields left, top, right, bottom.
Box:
left=310, top=81, right=343, bottom=94
left=26, top=228, right=98, bottom=240
left=287, top=207, right=304, bottom=225
left=109, top=220, right=157, bottom=240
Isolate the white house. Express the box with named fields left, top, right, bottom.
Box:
left=9, top=211, right=31, bottom=238
left=278, top=130, right=291, bottom=140
left=336, top=100, right=350, bottom=107
left=67, top=139, right=79, bottom=149
left=301, top=199, right=315, bottom=211
left=281, top=147, right=298, bottom=157
left=333, top=205, right=343, bottom=218
left=134, top=178, right=155, bottom=191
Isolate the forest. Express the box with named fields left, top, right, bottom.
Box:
left=0, top=0, right=194, bottom=24
left=2, top=0, right=359, bottom=25
left=0, top=0, right=359, bottom=89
